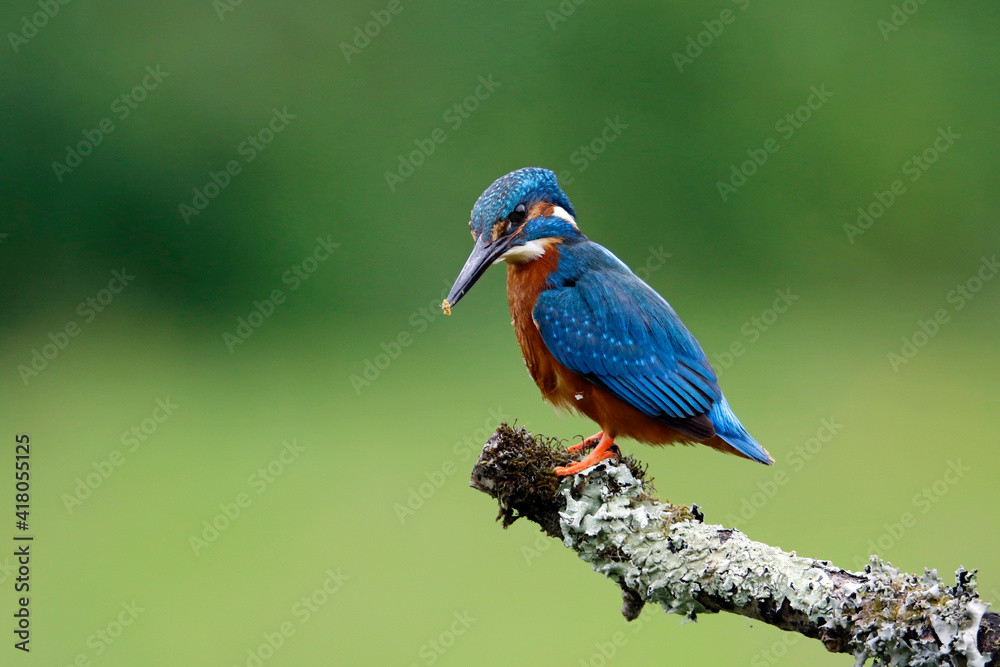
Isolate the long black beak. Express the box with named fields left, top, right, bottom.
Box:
left=443, top=234, right=512, bottom=313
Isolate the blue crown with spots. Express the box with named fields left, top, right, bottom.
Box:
left=470, top=168, right=575, bottom=239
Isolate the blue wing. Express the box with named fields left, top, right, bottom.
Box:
left=533, top=247, right=722, bottom=439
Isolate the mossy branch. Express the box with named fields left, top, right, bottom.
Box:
left=469, top=424, right=999, bottom=666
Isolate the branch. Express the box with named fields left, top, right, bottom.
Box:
left=470, top=424, right=998, bottom=667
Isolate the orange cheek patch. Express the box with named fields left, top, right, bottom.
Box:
left=528, top=202, right=555, bottom=220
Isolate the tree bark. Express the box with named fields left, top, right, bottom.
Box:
left=470, top=424, right=998, bottom=667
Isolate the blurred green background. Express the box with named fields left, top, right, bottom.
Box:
left=2, top=0, right=999, bottom=665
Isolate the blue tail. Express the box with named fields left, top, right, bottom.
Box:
left=708, top=396, right=773, bottom=465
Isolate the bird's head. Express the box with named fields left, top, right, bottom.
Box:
left=444, top=167, right=578, bottom=313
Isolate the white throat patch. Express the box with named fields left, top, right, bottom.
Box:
left=498, top=240, right=548, bottom=264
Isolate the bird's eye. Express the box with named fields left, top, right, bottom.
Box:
left=508, top=203, right=527, bottom=225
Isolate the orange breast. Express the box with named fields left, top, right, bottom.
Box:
left=506, top=244, right=566, bottom=402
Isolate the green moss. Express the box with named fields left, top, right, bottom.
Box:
left=469, top=423, right=575, bottom=537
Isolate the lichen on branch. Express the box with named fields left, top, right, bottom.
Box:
left=470, top=424, right=997, bottom=667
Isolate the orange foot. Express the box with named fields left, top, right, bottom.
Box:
left=566, top=431, right=604, bottom=453
left=555, top=433, right=618, bottom=476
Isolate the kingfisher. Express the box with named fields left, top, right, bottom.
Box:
left=443, top=168, right=773, bottom=476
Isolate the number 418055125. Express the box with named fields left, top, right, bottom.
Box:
left=15, top=434, right=29, bottom=529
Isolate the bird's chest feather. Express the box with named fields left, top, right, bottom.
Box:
left=506, top=248, right=587, bottom=409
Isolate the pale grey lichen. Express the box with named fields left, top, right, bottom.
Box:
left=557, top=460, right=989, bottom=667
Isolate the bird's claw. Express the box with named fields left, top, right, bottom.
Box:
left=555, top=435, right=618, bottom=476
left=566, top=431, right=604, bottom=453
